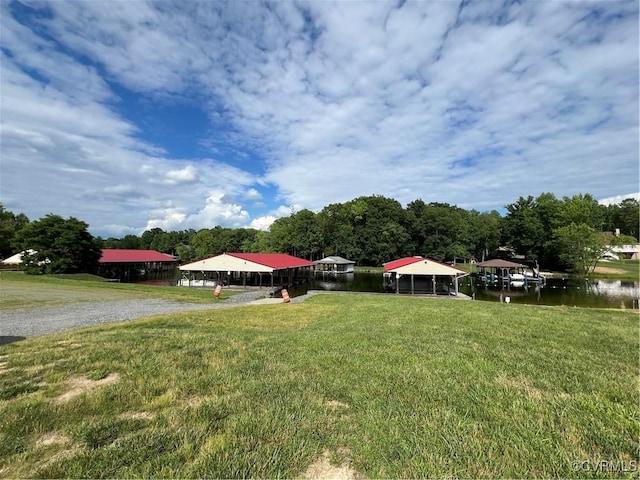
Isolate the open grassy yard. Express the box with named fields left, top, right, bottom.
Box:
left=0, top=294, right=638, bottom=478
left=0, top=272, right=240, bottom=309
left=593, top=259, right=640, bottom=280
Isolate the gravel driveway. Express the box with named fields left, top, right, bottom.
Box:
left=0, top=290, right=319, bottom=344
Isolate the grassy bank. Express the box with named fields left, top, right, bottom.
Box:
left=0, top=272, right=241, bottom=309
left=1, top=294, right=637, bottom=478
left=592, top=259, right=639, bottom=280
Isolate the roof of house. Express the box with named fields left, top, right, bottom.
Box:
left=179, top=252, right=315, bottom=273
left=100, top=249, right=177, bottom=263
left=475, top=259, right=528, bottom=269
left=1, top=249, right=36, bottom=265
left=383, top=256, right=467, bottom=275
left=315, top=256, right=355, bottom=265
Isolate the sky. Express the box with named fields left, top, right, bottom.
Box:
left=1, top=0, right=638, bottom=238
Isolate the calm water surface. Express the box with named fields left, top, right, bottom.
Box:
left=294, top=272, right=639, bottom=309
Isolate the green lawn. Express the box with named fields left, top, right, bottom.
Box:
left=0, top=272, right=240, bottom=309
left=0, top=294, right=638, bottom=478
left=594, top=259, right=640, bottom=280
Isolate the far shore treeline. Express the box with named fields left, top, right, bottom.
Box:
left=1, top=193, right=638, bottom=275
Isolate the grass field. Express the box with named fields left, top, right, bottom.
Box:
left=1, top=287, right=638, bottom=478
left=593, top=259, right=640, bottom=280
left=0, top=272, right=241, bottom=310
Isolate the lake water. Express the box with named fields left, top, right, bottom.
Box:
left=292, top=272, right=639, bottom=310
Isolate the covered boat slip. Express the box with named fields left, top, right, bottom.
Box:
left=178, top=252, right=315, bottom=289
left=315, top=256, right=356, bottom=274
left=474, top=259, right=545, bottom=285
left=383, top=256, right=471, bottom=297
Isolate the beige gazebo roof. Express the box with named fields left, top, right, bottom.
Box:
left=475, top=259, right=528, bottom=269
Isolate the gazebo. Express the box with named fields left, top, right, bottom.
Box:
left=383, top=256, right=470, bottom=296
left=315, top=256, right=355, bottom=274
left=178, top=252, right=315, bottom=288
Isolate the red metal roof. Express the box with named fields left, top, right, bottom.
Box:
left=227, top=252, right=315, bottom=269
left=100, top=249, right=177, bottom=263
left=383, top=256, right=424, bottom=272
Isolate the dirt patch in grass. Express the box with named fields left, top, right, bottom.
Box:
left=326, top=400, right=350, bottom=409
left=593, top=266, right=627, bottom=274
left=55, top=373, right=120, bottom=403
left=0, top=362, right=10, bottom=374
left=496, top=375, right=543, bottom=400
left=117, top=411, right=155, bottom=421
left=302, top=451, right=357, bottom=480
left=36, top=432, right=70, bottom=448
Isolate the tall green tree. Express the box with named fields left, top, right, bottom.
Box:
left=268, top=210, right=322, bottom=259
left=345, top=196, right=410, bottom=265
left=0, top=203, right=30, bottom=259
left=502, top=196, right=545, bottom=260
left=559, top=193, right=603, bottom=229
left=407, top=201, right=473, bottom=261
left=12, top=214, right=101, bottom=274
left=552, top=223, right=615, bottom=276
left=467, top=210, right=501, bottom=261
left=615, top=198, right=639, bottom=240
left=317, top=203, right=357, bottom=259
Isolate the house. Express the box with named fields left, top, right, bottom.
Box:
left=315, top=256, right=356, bottom=274
left=178, top=252, right=315, bottom=288
left=383, top=256, right=470, bottom=296
left=607, top=244, right=640, bottom=260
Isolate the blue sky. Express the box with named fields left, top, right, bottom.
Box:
left=1, top=0, right=638, bottom=237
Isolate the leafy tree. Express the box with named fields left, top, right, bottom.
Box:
left=12, top=214, right=101, bottom=274
left=407, top=201, right=473, bottom=261
left=175, top=244, right=195, bottom=263
left=191, top=229, right=216, bottom=258
left=140, top=228, right=166, bottom=251
left=0, top=203, right=29, bottom=259
left=559, top=193, right=603, bottom=229
left=243, top=230, right=271, bottom=253
left=345, top=196, right=410, bottom=265
left=502, top=196, right=544, bottom=260
left=552, top=223, right=614, bottom=276
left=615, top=198, right=639, bottom=240
left=468, top=210, right=501, bottom=261
left=268, top=210, right=322, bottom=259
left=317, top=203, right=357, bottom=259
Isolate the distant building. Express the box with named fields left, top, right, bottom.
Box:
left=315, top=256, right=356, bottom=274
left=0, top=250, right=37, bottom=270
left=602, top=244, right=640, bottom=260
left=98, top=249, right=177, bottom=282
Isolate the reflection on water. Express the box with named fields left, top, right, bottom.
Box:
left=301, top=272, right=638, bottom=309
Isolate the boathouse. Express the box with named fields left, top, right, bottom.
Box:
left=315, top=256, right=356, bottom=273
left=178, top=252, right=315, bottom=288
left=383, top=256, right=470, bottom=295
left=474, top=259, right=529, bottom=282
left=98, top=249, right=177, bottom=282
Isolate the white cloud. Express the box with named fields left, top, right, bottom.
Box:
left=249, top=205, right=296, bottom=231
left=249, top=216, right=277, bottom=231
left=599, top=193, right=640, bottom=206
left=243, top=188, right=262, bottom=201
left=164, top=165, right=199, bottom=185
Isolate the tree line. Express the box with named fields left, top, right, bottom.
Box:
left=0, top=193, right=637, bottom=275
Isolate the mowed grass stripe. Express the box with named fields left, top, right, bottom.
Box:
left=0, top=294, right=638, bottom=478
left=0, top=272, right=240, bottom=309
